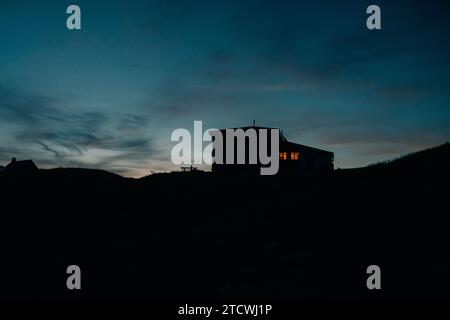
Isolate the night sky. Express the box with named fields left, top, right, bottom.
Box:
left=1, top=0, right=449, bottom=177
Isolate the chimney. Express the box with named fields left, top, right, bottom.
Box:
left=253, top=120, right=256, bottom=127
left=11, top=157, right=16, bottom=163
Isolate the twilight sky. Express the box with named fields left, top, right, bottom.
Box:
left=1, top=0, right=450, bottom=177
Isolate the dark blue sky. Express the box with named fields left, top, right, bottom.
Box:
left=1, top=0, right=449, bottom=177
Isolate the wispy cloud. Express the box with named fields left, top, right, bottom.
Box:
left=0, top=84, right=163, bottom=176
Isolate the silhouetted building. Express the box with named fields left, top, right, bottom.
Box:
left=4, top=158, right=38, bottom=172
left=211, top=126, right=334, bottom=175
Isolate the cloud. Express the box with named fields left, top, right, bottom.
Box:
left=0, top=84, right=159, bottom=176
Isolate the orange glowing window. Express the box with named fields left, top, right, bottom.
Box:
left=279, top=152, right=287, bottom=160
left=291, top=152, right=299, bottom=160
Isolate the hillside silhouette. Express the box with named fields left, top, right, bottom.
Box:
left=0, top=143, right=449, bottom=300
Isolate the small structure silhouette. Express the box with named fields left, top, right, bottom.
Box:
left=4, top=158, right=38, bottom=173
left=181, top=165, right=199, bottom=172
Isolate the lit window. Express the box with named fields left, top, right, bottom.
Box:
left=291, top=152, right=299, bottom=160
left=279, top=152, right=287, bottom=160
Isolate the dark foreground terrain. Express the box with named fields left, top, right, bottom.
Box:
left=0, top=143, right=449, bottom=300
